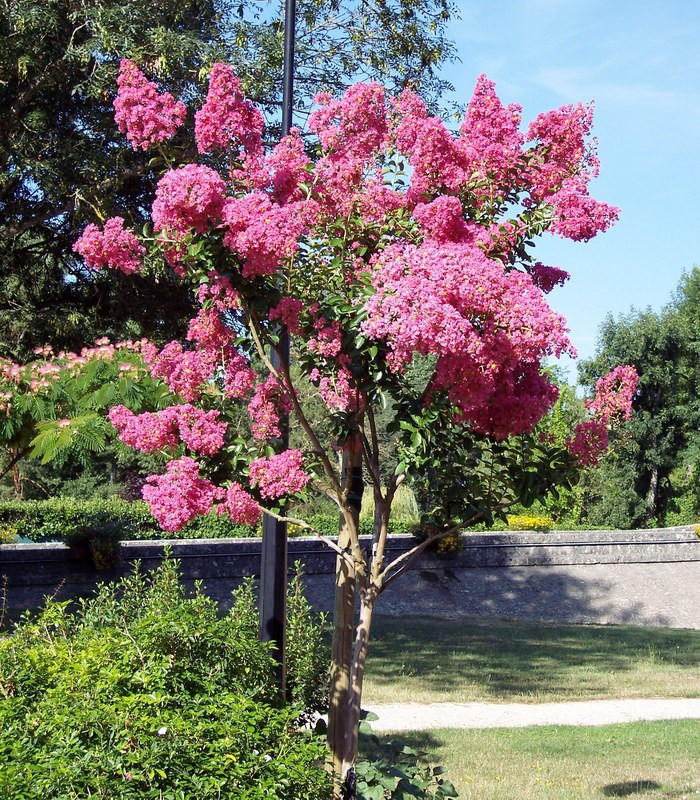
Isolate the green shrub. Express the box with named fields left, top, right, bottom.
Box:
left=357, top=715, right=459, bottom=799
left=0, top=522, right=18, bottom=544
left=0, top=558, right=332, bottom=799
left=0, top=498, right=260, bottom=544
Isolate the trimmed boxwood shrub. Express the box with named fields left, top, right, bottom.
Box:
left=0, top=500, right=421, bottom=550
left=0, top=498, right=259, bottom=543
left=0, top=558, right=332, bottom=799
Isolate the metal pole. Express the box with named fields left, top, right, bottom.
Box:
left=259, top=0, right=296, bottom=696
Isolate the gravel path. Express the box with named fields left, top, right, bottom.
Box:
left=366, top=698, right=700, bottom=731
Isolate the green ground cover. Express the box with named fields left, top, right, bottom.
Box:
left=364, top=616, right=700, bottom=704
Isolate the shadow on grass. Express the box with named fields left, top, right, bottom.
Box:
left=602, top=781, right=695, bottom=798
left=367, top=613, right=700, bottom=699
left=602, top=781, right=661, bottom=797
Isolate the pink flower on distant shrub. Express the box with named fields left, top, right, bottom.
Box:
left=142, top=457, right=223, bottom=531
left=73, top=217, right=145, bottom=274
left=249, top=450, right=310, bottom=500
left=114, top=59, right=186, bottom=151
left=587, top=365, right=638, bottom=424
left=566, top=419, right=610, bottom=467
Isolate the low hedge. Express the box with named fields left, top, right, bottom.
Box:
left=0, top=498, right=257, bottom=543
left=0, top=499, right=420, bottom=547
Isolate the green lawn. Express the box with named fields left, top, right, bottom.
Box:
left=381, top=720, right=700, bottom=799
left=363, top=616, right=700, bottom=704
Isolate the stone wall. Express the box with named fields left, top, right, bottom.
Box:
left=2, top=527, right=699, bottom=627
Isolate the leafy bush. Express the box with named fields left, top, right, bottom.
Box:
left=0, top=558, right=332, bottom=799
left=357, top=715, right=459, bottom=799
left=0, top=522, right=18, bottom=544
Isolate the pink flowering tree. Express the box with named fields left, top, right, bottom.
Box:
left=70, top=60, right=637, bottom=794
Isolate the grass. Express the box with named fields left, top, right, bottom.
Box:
left=363, top=616, right=700, bottom=704
left=381, top=720, right=700, bottom=799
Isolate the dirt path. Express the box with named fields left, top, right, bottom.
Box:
left=366, top=698, right=700, bottom=730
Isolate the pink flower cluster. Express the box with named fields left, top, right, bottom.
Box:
left=195, top=63, right=264, bottom=155
left=269, top=297, right=304, bottom=334
left=142, top=457, right=223, bottom=532
left=527, top=102, right=597, bottom=196
left=249, top=450, right=310, bottom=500
left=247, top=375, right=292, bottom=440
left=223, top=352, right=257, bottom=400
left=73, top=217, right=145, bottom=274
left=548, top=176, right=620, bottom=242
left=265, top=129, right=312, bottom=204
left=109, top=404, right=227, bottom=456
left=362, top=240, right=573, bottom=437
left=152, top=164, right=226, bottom=235
left=221, top=194, right=305, bottom=278
left=413, top=196, right=474, bottom=244
left=310, top=365, right=359, bottom=412
left=566, top=419, right=609, bottom=467
left=150, top=342, right=217, bottom=402
left=586, top=365, right=638, bottom=424
left=458, top=74, right=524, bottom=192
left=566, top=365, right=638, bottom=466
left=113, top=59, right=186, bottom=151
left=528, top=263, right=570, bottom=294
left=217, top=481, right=261, bottom=525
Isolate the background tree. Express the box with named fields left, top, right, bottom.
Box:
left=578, top=273, right=700, bottom=527
left=0, top=0, right=456, bottom=362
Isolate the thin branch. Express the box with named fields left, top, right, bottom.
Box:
left=380, top=506, right=511, bottom=593
left=0, top=447, right=30, bottom=482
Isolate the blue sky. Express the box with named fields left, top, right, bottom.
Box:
left=439, top=0, right=700, bottom=374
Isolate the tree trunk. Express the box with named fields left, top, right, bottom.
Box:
left=646, top=463, right=659, bottom=523
left=327, top=445, right=364, bottom=798
left=12, top=461, right=21, bottom=497
left=343, top=589, right=376, bottom=786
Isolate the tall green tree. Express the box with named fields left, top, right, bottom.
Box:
left=0, top=0, right=456, bottom=361
left=578, top=295, right=697, bottom=527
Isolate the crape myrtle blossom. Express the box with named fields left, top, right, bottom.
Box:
left=249, top=450, right=311, bottom=500
left=587, top=365, right=638, bottom=423
left=142, top=457, right=224, bottom=532
left=73, top=217, right=145, bottom=275
left=195, top=63, right=264, bottom=156
left=113, top=59, right=186, bottom=151
left=217, top=481, right=261, bottom=525
left=70, top=61, right=628, bottom=549
left=566, top=365, right=638, bottom=466
left=152, top=164, right=226, bottom=236
left=362, top=240, right=573, bottom=436
left=109, top=404, right=227, bottom=457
